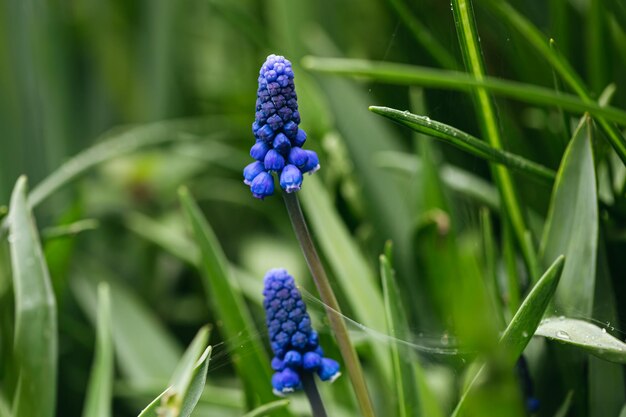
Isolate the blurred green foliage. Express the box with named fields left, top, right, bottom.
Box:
left=1, top=0, right=626, bottom=416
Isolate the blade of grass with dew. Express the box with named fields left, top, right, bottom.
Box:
left=8, top=176, right=57, bottom=417
left=369, top=107, right=556, bottom=183
left=242, top=400, right=291, bottom=417
left=72, top=275, right=182, bottom=384
left=26, top=119, right=223, bottom=210
left=299, top=175, right=391, bottom=380
left=540, top=117, right=597, bottom=317
left=375, top=151, right=500, bottom=209
left=483, top=0, right=626, bottom=165
left=535, top=318, right=626, bottom=363
left=451, top=255, right=565, bottom=417
left=82, top=283, right=113, bottom=417
left=178, top=187, right=284, bottom=412
left=451, top=0, right=538, bottom=280
left=138, top=343, right=212, bottom=417
left=300, top=57, right=626, bottom=126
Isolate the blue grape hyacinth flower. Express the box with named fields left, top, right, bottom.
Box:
left=243, top=54, right=321, bottom=199
left=263, top=268, right=341, bottom=395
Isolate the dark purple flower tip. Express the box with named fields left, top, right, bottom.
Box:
left=271, top=356, right=285, bottom=371
left=279, top=165, right=303, bottom=193
left=302, top=352, right=322, bottom=371
left=250, top=171, right=274, bottom=199
left=250, top=141, right=270, bottom=161
left=264, top=149, right=285, bottom=172
left=252, top=121, right=261, bottom=135
left=287, top=147, right=308, bottom=168
left=294, top=129, right=307, bottom=147
left=317, top=358, right=341, bottom=382
left=267, top=114, right=283, bottom=131
left=273, top=133, right=291, bottom=154
left=284, top=350, right=302, bottom=368
left=257, top=124, right=274, bottom=142
left=302, top=150, right=320, bottom=174
left=243, top=161, right=265, bottom=185
left=291, top=331, right=308, bottom=349
left=283, top=121, right=298, bottom=139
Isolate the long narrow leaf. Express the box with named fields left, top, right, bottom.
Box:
left=301, top=57, right=626, bottom=126
left=82, top=283, right=114, bottom=417
left=535, top=318, right=626, bottom=364
left=178, top=187, right=284, bottom=412
left=8, top=176, right=58, bottom=417
left=452, top=255, right=565, bottom=417
left=370, top=106, right=556, bottom=183
left=540, top=117, right=597, bottom=316
left=451, top=0, right=536, bottom=280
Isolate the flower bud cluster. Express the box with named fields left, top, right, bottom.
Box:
left=244, top=55, right=320, bottom=199
left=263, top=269, right=340, bottom=395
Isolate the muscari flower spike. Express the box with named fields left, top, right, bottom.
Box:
left=263, top=268, right=341, bottom=396
left=243, top=55, right=321, bottom=199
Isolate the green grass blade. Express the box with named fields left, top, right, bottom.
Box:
left=483, top=0, right=626, bottom=165
left=82, top=283, right=113, bottom=417
left=26, top=119, right=222, bottom=209
left=161, top=326, right=210, bottom=415
left=138, top=344, right=212, bottom=417
left=540, top=117, right=597, bottom=316
left=242, top=399, right=291, bottom=417
left=380, top=245, right=415, bottom=417
left=8, top=176, right=58, bottom=417
left=178, top=187, right=283, bottom=411
left=380, top=242, right=444, bottom=417
left=450, top=0, right=536, bottom=280
left=452, top=255, right=565, bottom=417
left=535, top=317, right=626, bottom=364
left=499, top=256, right=565, bottom=365
left=299, top=175, right=390, bottom=380
left=369, top=106, right=556, bottom=183
left=301, top=57, right=626, bottom=126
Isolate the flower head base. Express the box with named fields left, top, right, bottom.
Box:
left=263, top=269, right=341, bottom=395
left=244, top=55, right=320, bottom=199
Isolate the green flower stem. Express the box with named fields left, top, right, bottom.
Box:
left=283, top=192, right=375, bottom=417
left=302, top=374, right=328, bottom=417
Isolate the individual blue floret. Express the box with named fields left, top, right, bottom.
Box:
left=250, top=171, right=274, bottom=199
left=279, top=165, right=303, bottom=193
left=243, top=54, right=321, bottom=199
left=263, top=268, right=341, bottom=395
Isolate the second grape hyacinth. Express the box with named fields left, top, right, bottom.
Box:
left=243, top=54, right=320, bottom=199
left=263, top=269, right=341, bottom=395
